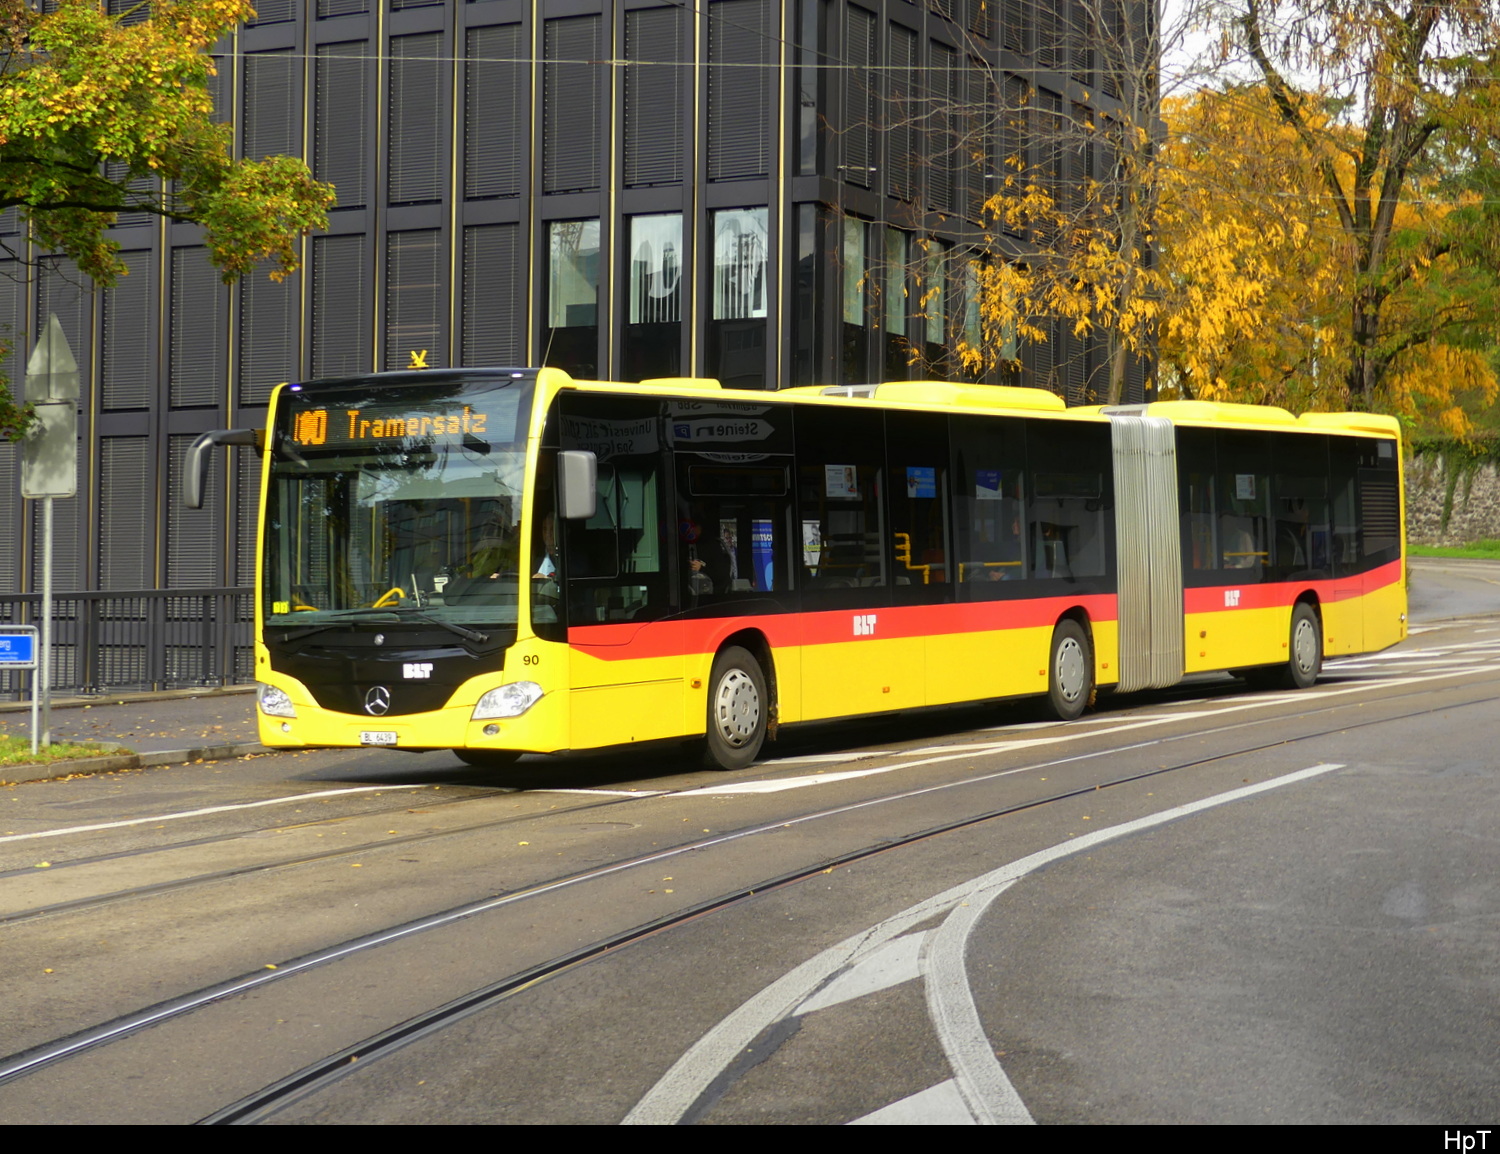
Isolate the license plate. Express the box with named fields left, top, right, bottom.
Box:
left=360, top=731, right=398, bottom=746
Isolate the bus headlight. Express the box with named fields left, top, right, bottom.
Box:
left=258, top=683, right=297, bottom=718
left=473, top=682, right=543, bottom=719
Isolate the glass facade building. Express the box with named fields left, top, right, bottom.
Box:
left=0, top=0, right=1152, bottom=683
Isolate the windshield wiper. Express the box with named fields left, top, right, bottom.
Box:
left=274, top=608, right=402, bottom=644
left=388, top=606, right=490, bottom=644
left=272, top=606, right=489, bottom=646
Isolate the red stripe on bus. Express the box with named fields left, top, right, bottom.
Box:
left=1181, top=559, right=1402, bottom=615
left=568, top=593, right=1118, bottom=660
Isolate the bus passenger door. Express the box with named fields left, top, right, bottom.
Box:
left=560, top=401, right=687, bottom=748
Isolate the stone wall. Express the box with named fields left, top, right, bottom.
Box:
left=1406, top=454, right=1500, bottom=544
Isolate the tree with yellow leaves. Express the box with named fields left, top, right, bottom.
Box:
left=1156, top=76, right=1500, bottom=433
left=1229, top=0, right=1500, bottom=420
left=0, top=0, right=335, bottom=438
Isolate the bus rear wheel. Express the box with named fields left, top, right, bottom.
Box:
left=455, top=748, right=523, bottom=770
left=703, top=646, right=767, bottom=771
left=1047, top=620, right=1093, bottom=721
left=1286, top=602, right=1323, bottom=688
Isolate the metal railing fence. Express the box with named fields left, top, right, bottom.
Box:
left=0, top=589, right=253, bottom=700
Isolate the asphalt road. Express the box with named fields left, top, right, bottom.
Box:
left=0, top=560, right=1496, bottom=1124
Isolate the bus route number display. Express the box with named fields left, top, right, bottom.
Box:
left=290, top=405, right=489, bottom=447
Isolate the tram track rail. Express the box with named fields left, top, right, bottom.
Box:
left=0, top=788, right=656, bottom=926
left=2, top=671, right=1496, bottom=1121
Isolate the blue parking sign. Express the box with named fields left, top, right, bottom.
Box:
left=0, top=629, right=38, bottom=669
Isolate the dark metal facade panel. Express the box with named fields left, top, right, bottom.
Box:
left=465, top=23, right=526, bottom=198
left=101, top=251, right=153, bottom=411
left=708, top=0, right=776, bottom=182
left=168, top=433, right=224, bottom=589
left=544, top=15, right=603, bottom=194
left=463, top=222, right=525, bottom=366
left=99, top=437, right=153, bottom=591
left=317, top=41, right=371, bottom=209
left=390, top=33, right=448, bottom=205
left=169, top=248, right=229, bottom=409
left=624, top=7, right=686, bottom=188
left=312, top=234, right=371, bottom=377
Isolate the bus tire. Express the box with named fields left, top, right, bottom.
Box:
left=1047, top=619, right=1093, bottom=721
left=1285, top=602, right=1323, bottom=688
left=703, top=646, right=767, bottom=771
left=455, top=748, right=522, bottom=770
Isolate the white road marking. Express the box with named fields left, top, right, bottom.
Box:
left=796, top=932, right=927, bottom=1015
left=921, top=880, right=1034, bottom=1124
left=673, top=767, right=897, bottom=796
left=0, top=783, right=434, bottom=845
left=622, top=762, right=1347, bottom=1125
left=758, top=752, right=897, bottom=766
left=531, top=788, right=666, bottom=798
left=848, top=1079, right=976, bottom=1125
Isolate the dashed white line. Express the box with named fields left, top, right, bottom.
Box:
left=0, top=783, right=435, bottom=845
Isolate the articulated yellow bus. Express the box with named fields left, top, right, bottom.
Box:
left=186, top=368, right=1406, bottom=770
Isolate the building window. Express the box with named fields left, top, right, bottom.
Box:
left=623, top=214, right=683, bottom=381
left=923, top=239, right=950, bottom=377
left=545, top=220, right=601, bottom=379
left=707, top=208, right=768, bottom=389
left=841, top=217, right=869, bottom=382
left=791, top=204, right=827, bottom=386
left=884, top=227, right=912, bottom=381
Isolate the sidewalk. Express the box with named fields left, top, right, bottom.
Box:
left=0, top=686, right=268, bottom=785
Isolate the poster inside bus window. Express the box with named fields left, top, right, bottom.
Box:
left=825, top=465, right=860, bottom=499
left=906, top=466, right=937, bottom=498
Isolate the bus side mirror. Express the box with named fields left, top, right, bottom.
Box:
left=184, top=428, right=261, bottom=508
left=558, top=450, right=597, bottom=520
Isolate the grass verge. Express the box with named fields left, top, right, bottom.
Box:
left=0, top=736, right=128, bottom=767
left=1410, top=540, right=1500, bottom=561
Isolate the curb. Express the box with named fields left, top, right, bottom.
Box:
left=0, top=684, right=256, bottom=716
left=0, top=741, right=272, bottom=786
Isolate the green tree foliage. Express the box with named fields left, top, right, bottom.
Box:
left=0, top=0, right=335, bottom=439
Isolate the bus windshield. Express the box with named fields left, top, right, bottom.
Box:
left=263, top=372, right=534, bottom=636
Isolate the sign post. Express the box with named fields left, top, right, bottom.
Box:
left=20, top=315, right=79, bottom=750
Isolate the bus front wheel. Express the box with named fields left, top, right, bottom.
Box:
left=703, top=646, right=767, bottom=771
left=1047, top=620, right=1093, bottom=721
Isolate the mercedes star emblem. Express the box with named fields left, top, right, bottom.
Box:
left=364, top=686, right=392, bottom=716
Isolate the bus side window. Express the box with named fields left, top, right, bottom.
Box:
left=795, top=408, right=887, bottom=597
left=951, top=415, right=1027, bottom=596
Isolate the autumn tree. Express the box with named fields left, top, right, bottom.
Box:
left=0, top=0, right=335, bottom=438
left=1231, top=0, right=1500, bottom=416
left=1155, top=81, right=1500, bottom=433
